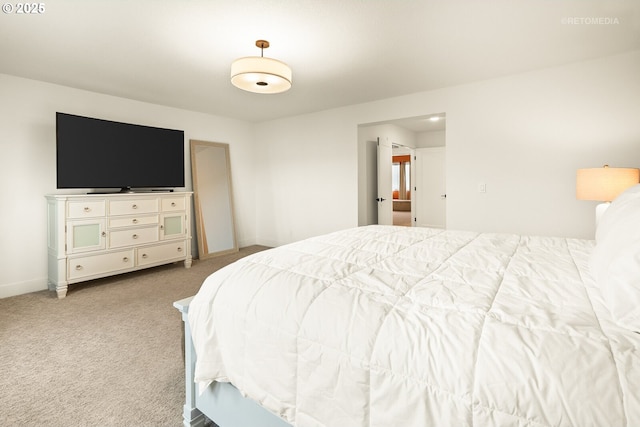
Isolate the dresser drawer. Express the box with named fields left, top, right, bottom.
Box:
left=68, top=250, right=134, bottom=280
left=109, top=215, right=159, bottom=229
left=109, top=226, right=158, bottom=248
left=109, top=198, right=158, bottom=216
left=161, top=197, right=186, bottom=212
left=67, top=200, right=106, bottom=218
left=137, top=241, right=187, bottom=266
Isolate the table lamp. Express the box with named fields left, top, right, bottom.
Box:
left=576, top=165, right=640, bottom=226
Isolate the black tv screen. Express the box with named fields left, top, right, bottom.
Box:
left=56, top=112, right=185, bottom=190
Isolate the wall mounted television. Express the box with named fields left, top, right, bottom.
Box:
left=56, top=112, right=185, bottom=192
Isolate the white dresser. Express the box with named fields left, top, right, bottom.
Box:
left=46, top=192, right=192, bottom=298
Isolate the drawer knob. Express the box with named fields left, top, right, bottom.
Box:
left=132, top=234, right=138, bottom=239
left=132, top=219, right=138, bottom=224
left=142, top=253, right=148, bottom=259
left=123, top=257, right=129, bottom=262
left=75, top=265, right=83, bottom=270
left=84, top=207, right=91, bottom=212
left=171, top=202, right=176, bottom=207
left=177, top=247, right=183, bottom=252
left=132, top=204, right=138, bottom=209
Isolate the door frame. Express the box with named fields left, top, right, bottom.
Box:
left=376, top=137, right=393, bottom=225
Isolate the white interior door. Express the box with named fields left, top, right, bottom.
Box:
left=415, top=147, right=446, bottom=228
left=376, top=137, right=393, bottom=225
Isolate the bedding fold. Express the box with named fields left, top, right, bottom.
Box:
left=189, top=225, right=638, bottom=427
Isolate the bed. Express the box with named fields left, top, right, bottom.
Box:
left=175, top=184, right=640, bottom=427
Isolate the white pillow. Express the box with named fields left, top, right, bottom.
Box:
left=595, top=183, right=640, bottom=243
left=590, top=183, right=640, bottom=331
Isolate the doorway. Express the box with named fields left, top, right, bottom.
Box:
left=392, top=148, right=413, bottom=226
left=357, top=113, right=446, bottom=228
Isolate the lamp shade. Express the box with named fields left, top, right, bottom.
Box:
left=230, top=56, right=292, bottom=94
left=576, top=166, right=640, bottom=202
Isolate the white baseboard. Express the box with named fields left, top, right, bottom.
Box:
left=237, top=238, right=255, bottom=248
left=253, top=237, right=281, bottom=248
left=0, top=278, right=48, bottom=299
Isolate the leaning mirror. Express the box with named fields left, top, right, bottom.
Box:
left=190, top=140, right=238, bottom=259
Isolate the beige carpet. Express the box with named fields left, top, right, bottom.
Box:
left=0, top=246, right=269, bottom=427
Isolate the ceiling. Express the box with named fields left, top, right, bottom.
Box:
left=1, top=0, right=638, bottom=125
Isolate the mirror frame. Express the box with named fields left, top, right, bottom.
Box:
left=190, top=139, right=239, bottom=259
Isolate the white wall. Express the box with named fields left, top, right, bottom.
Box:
left=359, top=123, right=418, bottom=149
left=254, top=50, right=640, bottom=246
left=444, top=50, right=640, bottom=237
left=0, top=74, right=256, bottom=298
left=253, top=110, right=359, bottom=246
left=417, top=130, right=445, bottom=148
left=2, top=49, right=639, bottom=298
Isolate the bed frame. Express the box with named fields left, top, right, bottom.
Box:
left=174, top=297, right=292, bottom=427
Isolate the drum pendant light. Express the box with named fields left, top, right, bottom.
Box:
left=230, top=40, right=292, bottom=94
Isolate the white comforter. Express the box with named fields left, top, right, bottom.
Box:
left=188, top=225, right=640, bottom=427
